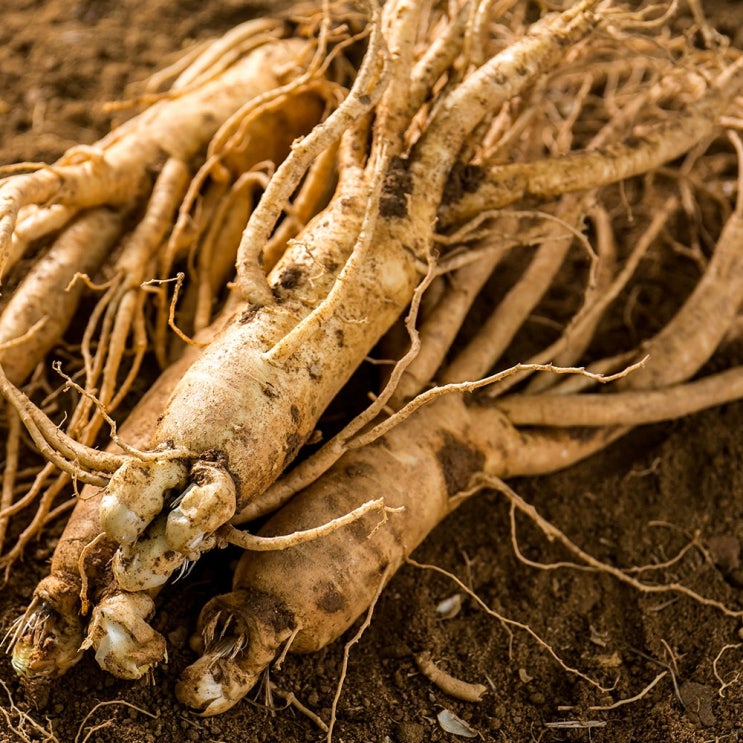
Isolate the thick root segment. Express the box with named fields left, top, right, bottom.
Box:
left=178, top=390, right=623, bottom=712
left=0, top=208, right=123, bottom=384
left=177, top=399, right=484, bottom=711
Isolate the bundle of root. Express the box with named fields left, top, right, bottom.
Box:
left=1, top=0, right=742, bottom=726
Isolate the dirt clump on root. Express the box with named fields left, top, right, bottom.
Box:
left=1, top=1, right=743, bottom=742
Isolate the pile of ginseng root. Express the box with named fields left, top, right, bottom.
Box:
left=0, top=0, right=742, bottom=732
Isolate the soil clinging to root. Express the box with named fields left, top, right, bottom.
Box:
left=1, top=1, right=742, bottom=741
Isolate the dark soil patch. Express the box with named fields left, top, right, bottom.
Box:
left=1, top=2, right=742, bottom=742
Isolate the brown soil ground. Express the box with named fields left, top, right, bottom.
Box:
left=1, top=2, right=742, bottom=742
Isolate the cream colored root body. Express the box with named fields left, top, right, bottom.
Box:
left=0, top=208, right=122, bottom=384
left=0, top=29, right=304, bottom=276
left=6, top=345, right=205, bottom=680
left=174, top=5, right=743, bottom=712
left=174, top=391, right=622, bottom=715
left=90, top=0, right=602, bottom=670
left=82, top=0, right=605, bottom=681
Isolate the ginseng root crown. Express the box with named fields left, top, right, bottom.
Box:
left=176, top=589, right=296, bottom=715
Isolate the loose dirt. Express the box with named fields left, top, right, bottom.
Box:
left=1, top=2, right=742, bottom=741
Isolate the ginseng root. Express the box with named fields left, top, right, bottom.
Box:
left=174, top=8, right=743, bottom=710
left=79, top=0, right=603, bottom=680
left=4, top=343, right=207, bottom=679
left=3, top=0, right=742, bottom=718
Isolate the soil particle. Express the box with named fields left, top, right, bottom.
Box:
left=1, top=3, right=743, bottom=743
left=396, top=721, right=425, bottom=743
left=441, top=160, right=485, bottom=204
left=707, top=534, right=740, bottom=573
left=679, top=681, right=716, bottom=727
left=379, top=156, right=413, bottom=218
left=284, top=431, right=304, bottom=464
left=315, top=583, right=346, bottom=614
left=239, top=305, right=261, bottom=324
left=277, top=265, right=303, bottom=290
left=436, top=432, right=485, bottom=495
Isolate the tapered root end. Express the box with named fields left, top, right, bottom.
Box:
left=100, top=458, right=187, bottom=545
left=176, top=655, right=257, bottom=716
left=177, top=589, right=297, bottom=714
left=5, top=591, right=83, bottom=678
left=83, top=592, right=166, bottom=679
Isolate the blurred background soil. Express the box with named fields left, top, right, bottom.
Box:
left=1, top=1, right=742, bottom=741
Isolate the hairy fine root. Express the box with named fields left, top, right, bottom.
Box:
left=1, top=0, right=742, bottom=727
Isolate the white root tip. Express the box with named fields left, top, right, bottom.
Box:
left=166, top=461, right=237, bottom=557
left=83, top=593, right=166, bottom=679
left=112, top=516, right=186, bottom=592
left=99, top=492, right=147, bottom=546
left=101, top=459, right=188, bottom=545
left=176, top=655, right=257, bottom=716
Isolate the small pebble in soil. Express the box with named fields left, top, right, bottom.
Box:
left=679, top=681, right=716, bottom=727
left=396, top=721, right=425, bottom=743
left=382, top=641, right=411, bottom=659
left=707, top=534, right=740, bottom=572
left=167, top=625, right=189, bottom=649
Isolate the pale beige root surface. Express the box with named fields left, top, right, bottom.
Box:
left=5, top=338, right=212, bottom=680
left=98, top=169, right=376, bottom=558
left=176, top=399, right=460, bottom=714
left=0, top=208, right=122, bottom=385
